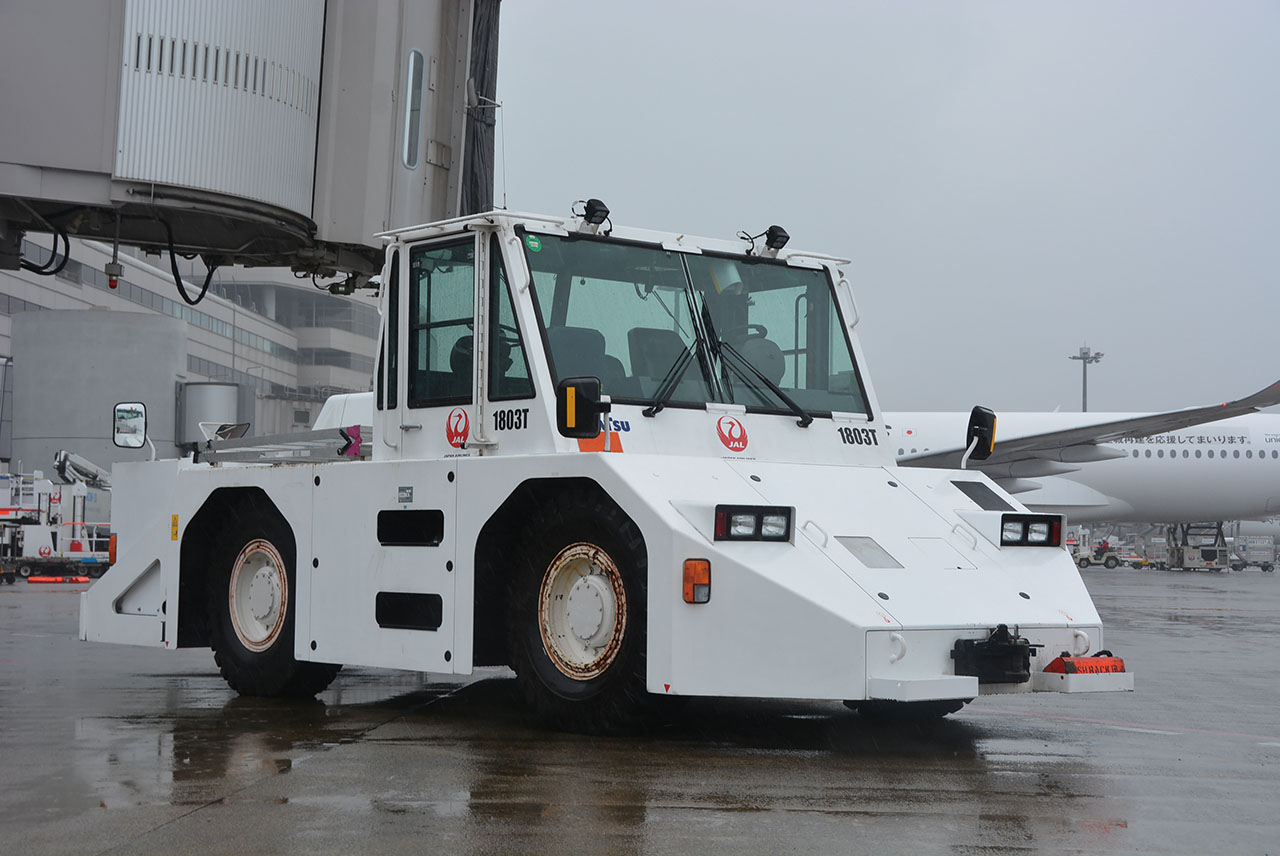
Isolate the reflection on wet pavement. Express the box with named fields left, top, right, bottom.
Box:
left=2, top=570, right=1278, bottom=854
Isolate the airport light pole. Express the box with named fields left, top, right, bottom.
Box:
left=1068, top=346, right=1103, bottom=411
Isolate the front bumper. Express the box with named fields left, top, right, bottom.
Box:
left=864, top=625, right=1133, bottom=701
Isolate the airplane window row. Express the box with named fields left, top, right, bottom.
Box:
left=1130, top=448, right=1279, bottom=459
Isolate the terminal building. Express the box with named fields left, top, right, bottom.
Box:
left=0, top=234, right=379, bottom=472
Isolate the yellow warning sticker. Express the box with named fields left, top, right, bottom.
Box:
left=171, top=514, right=179, bottom=541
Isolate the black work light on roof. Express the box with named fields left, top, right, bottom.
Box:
left=577, top=198, right=611, bottom=234
left=583, top=198, right=610, bottom=224
left=760, top=224, right=790, bottom=258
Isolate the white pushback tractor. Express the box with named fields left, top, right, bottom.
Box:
left=80, top=204, right=1131, bottom=730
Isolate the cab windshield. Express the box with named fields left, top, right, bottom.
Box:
left=523, top=232, right=868, bottom=417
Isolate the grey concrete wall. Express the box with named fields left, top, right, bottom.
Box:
left=11, top=310, right=186, bottom=477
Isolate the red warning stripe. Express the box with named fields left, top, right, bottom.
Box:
left=27, top=576, right=92, bottom=584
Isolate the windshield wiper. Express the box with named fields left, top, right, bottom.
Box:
left=642, top=343, right=697, bottom=418
left=716, top=339, right=814, bottom=428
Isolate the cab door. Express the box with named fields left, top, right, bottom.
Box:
left=379, top=233, right=479, bottom=461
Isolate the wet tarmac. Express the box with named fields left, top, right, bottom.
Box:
left=1, top=568, right=1277, bottom=855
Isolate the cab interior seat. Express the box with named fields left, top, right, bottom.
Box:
left=545, top=325, right=632, bottom=396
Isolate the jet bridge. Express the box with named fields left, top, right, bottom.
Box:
left=0, top=0, right=500, bottom=291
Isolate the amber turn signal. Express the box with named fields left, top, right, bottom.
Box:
left=683, top=559, right=710, bottom=604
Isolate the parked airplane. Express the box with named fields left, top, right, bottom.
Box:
left=889, top=380, right=1280, bottom=524
left=313, top=381, right=1280, bottom=525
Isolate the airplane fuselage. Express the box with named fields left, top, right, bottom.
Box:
left=887, top=412, right=1280, bottom=524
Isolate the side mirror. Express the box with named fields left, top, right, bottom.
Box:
left=555, top=377, right=610, bottom=439
left=965, top=406, right=996, bottom=463
left=113, top=402, right=148, bottom=449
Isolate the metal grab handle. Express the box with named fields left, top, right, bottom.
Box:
left=888, top=632, right=907, bottom=664
left=1072, top=629, right=1091, bottom=655
left=952, top=523, right=978, bottom=550
left=399, top=424, right=423, bottom=431
left=802, top=519, right=829, bottom=548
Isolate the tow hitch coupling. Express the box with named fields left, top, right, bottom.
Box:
left=951, top=624, right=1041, bottom=684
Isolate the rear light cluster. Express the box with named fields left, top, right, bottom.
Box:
left=714, top=505, right=793, bottom=542
left=1000, top=513, right=1063, bottom=547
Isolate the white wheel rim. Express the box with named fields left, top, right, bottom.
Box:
left=539, top=542, right=627, bottom=680
left=228, top=539, right=288, bottom=652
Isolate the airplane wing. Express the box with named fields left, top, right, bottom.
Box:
left=900, top=378, right=1280, bottom=473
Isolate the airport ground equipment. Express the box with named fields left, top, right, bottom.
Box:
left=1073, top=545, right=1122, bottom=569
left=55, top=450, right=112, bottom=490
left=0, top=474, right=113, bottom=579
left=80, top=207, right=1132, bottom=730
left=0, top=0, right=499, bottom=295
left=1165, top=523, right=1233, bottom=571
left=1231, top=535, right=1275, bottom=572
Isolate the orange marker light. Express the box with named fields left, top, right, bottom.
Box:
left=683, top=559, right=711, bottom=604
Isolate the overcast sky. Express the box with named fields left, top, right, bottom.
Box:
left=494, top=1, right=1280, bottom=413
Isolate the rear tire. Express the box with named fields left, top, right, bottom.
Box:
left=1103, top=556, right=1119, bottom=569
left=506, top=492, right=650, bottom=733
left=206, top=499, right=340, bottom=698
left=17, top=565, right=33, bottom=578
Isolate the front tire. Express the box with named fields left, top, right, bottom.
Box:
left=206, top=500, right=339, bottom=698
left=507, top=492, right=650, bottom=733
left=1077, top=557, right=1091, bottom=568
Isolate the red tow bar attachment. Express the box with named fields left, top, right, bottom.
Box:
left=1044, top=652, right=1127, bottom=674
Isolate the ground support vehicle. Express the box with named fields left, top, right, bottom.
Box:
left=1074, top=546, right=1122, bottom=569
left=1231, top=536, right=1275, bottom=572
left=80, top=208, right=1132, bottom=730
left=1165, top=523, right=1233, bottom=572
left=0, top=476, right=112, bottom=578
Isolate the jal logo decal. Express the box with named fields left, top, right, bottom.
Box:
left=716, top=415, right=748, bottom=452
left=38, top=545, right=52, bottom=558
left=445, top=408, right=470, bottom=448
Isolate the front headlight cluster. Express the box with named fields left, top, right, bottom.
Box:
left=1000, top=513, right=1063, bottom=547
left=714, top=505, right=793, bottom=542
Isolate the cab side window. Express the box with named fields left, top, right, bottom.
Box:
left=489, top=235, right=533, bottom=400
left=408, top=240, right=475, bottom=408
